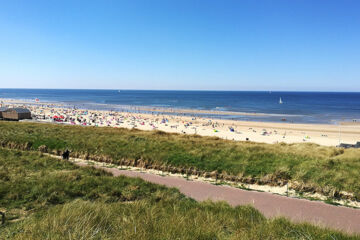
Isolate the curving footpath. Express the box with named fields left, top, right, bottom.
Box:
left=77, top=163, right=360, bottom=235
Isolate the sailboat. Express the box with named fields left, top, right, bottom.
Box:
left=279, top=97, right=283, bottom=104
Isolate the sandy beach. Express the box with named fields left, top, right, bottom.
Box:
left=1, top=98, right=359, bottom=146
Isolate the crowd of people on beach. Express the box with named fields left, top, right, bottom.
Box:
left=3, top=102, right=297, bottom=143
left=1, top=99, right=357, bottom=146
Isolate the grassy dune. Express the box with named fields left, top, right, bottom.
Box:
left=0, top=148, right=358, bottom=239
left=0, top=121, right=360, bottom=200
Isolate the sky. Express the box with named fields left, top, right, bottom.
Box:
left=0, top=0, right=359, bottom=91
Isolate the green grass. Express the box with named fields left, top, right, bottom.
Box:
left=0, top=121, right=360, bottom=200
left=0, top=148, right=177, bottom=214
left=0, top=148, right=358, bottom=239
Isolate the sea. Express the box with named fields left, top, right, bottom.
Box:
left=1, top=89, right=360, bottom=124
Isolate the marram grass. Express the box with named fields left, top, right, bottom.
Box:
left=0, top=148, right=358, bottom=239
left=0, top=121, right=360, bottom=199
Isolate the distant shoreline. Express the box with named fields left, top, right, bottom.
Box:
left=0, top=97, right=338, bottom=124
left=1, top=98, right=360, bottom=146
left=1, top=89, right=360, bottom=124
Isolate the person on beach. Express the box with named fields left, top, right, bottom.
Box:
left=62, top=149, right=70, bottom=160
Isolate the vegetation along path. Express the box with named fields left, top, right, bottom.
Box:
left=74, top=161, right=360, bottom=235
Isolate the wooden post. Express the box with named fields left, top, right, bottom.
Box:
left=0, top=211, right=5, bottom=225
left=286, top=183, right=289, bottom=197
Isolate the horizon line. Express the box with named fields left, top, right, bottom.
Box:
left=1, top=87, right=360, bottom=93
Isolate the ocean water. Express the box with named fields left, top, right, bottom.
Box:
left=1, top=89, right=360, bottom=124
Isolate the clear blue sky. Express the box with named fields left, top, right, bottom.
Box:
left=0, top=0, right=359, bottom=91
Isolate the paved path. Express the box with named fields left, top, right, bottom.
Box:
left=77, top=163, right=360, bottom=234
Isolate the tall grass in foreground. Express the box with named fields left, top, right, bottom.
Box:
left=7, top=199, right=358, bottom=240
left=0, top=149, right=357, bottom=239
left=1, top=121, right=360, bottom=199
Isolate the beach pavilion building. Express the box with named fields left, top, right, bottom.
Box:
left=1, top=108, right=32, bottom=121
left=0, top=107, right=8, bottom=119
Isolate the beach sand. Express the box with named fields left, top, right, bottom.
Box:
left=1, top=98, right=359, bottom=146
